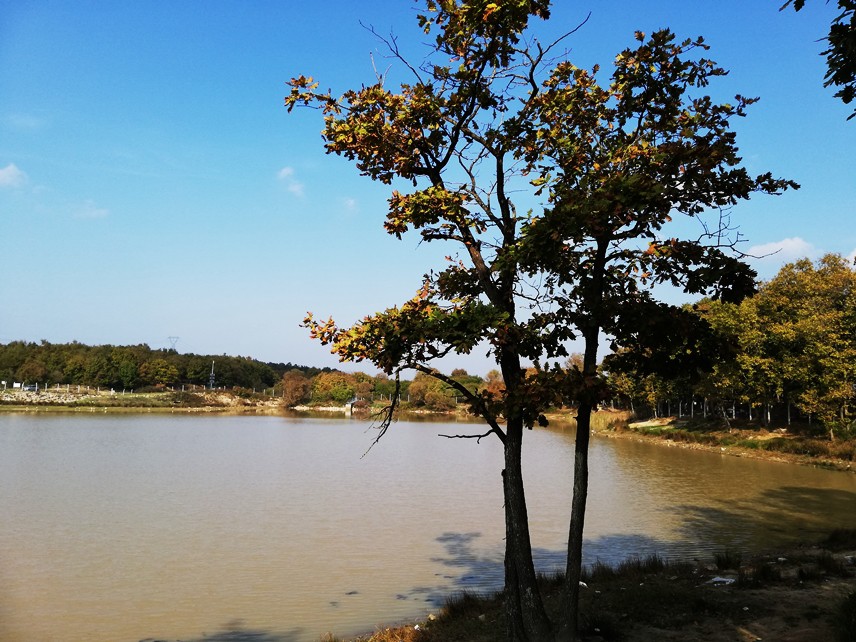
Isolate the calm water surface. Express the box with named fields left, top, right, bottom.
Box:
left=1, top=413, right=855, bottom=642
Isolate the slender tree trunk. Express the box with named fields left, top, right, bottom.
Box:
left=502, top=418, right=553, bottom=641
left=498, top=341, right=552, bottom=642
left=558, top=239, right=609, bottom=642
left=559, top=330, right=602, bottom=639
left=557, top=398, right=593, bottom=641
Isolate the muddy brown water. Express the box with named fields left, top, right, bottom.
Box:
left=1, top=413, right=854, bottom=641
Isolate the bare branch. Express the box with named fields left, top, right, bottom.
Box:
left=361, top=372, right=401, bottom=458
left=361, top=22, right=424, bottom=84
left=411, top=363, right=506, bottom=443
left=439, top=428, right=498, bottom=443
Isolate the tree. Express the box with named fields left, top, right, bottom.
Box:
left=15, top=358, right=47, bottom=385
left=754, top=254, right=856, bottom=436
left=310, top=371, right=356, bottom=405
left=281, top=369, right=312, bottom=407
left=139, top=359, right=180, bottom=387
left=784, top=0, right=856, bottom=119
left=287, top=3, right=795, bottom=639
left=372, top=372, right=398, bottom=400
left=408, top=371, right=457, bottom=410
left=85, top=349, right=119, bottom=388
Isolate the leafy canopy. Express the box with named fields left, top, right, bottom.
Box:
left=287, top=6, right=795, bottom=423
left=784, top=0, right=856, bottom=119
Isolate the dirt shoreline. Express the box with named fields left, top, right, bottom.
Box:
left=0, top=389, right=284, bottom=414
left=595, top=419, right=856, bottom=474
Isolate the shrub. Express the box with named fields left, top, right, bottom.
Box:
left=817, top=550, right=851, bottom=577
left=442, top=590, right=486, bottom=619
left=615, top=553, right=665, bottom=579
left=834, top=591, right=856, bottom=642
left=822, top=529, right=856, bottom=551
left=714, top=549, right=742, bottom=571
left=737, top=562, right=782, bottom=587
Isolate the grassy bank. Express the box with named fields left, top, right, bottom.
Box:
left=336, top=531, right=856, bottom=642
left=605, top=415, right=856, bottom=472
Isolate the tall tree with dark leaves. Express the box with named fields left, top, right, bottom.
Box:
left=784, top=0, right=856, bottom=119
left=286, top=2, right=796, bottom=638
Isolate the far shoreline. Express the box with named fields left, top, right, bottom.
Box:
left=3, top=392, right=853, bottom=474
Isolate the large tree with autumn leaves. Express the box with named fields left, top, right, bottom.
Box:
left=285, top=2, right=796, bottom=639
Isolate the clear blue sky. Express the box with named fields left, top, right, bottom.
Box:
left=1, top=1, right=854, bottom=375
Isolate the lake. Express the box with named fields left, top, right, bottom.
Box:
left=1, top=412, right=855, bottom=641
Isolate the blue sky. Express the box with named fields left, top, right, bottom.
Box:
left=1, top=1, right=854, bottom=375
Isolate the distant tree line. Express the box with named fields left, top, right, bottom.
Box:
left=0, top=340, right=324, bottom=391
left=280, top=366, right=495, bottom=411
left=605, top=254, right=856, bottom=438
left=10, top=252, right=853, bottom=436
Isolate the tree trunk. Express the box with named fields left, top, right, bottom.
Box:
left=502, top=419, right=553, bottom=641
left=556, top=398, right=593, bottom=641
left=558, top=239, right=608, bottom=642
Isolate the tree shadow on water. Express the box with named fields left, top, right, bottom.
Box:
left=140, top=619, right=303, bottom=642
left=671, top=485, right=856, bottom=551
left=400, top=530, right=681, bottom=609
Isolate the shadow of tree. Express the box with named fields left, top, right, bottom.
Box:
left=140, top=619, right=303, bottom=642
left=145, top=487, right=856, bottom=641
left=399, top=529, right=682, bottom=608
left=671, top=485, right=856, bottom=553
left=401, top=486, right=856, bottom=607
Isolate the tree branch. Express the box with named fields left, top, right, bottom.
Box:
left=438, top=427, right=501, bottom=443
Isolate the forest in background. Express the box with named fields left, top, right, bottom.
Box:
left=0, top=340, right=323, bottom=393
left=609, top=254, right=856, bottom=438
left=3, top=254, right=854, bottom=436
